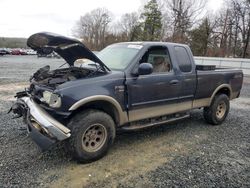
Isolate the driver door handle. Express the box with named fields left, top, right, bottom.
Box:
left=170, top=80, right=179, bottom=85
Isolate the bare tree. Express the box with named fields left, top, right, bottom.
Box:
left=218, top=0, right=250, bottom=57
left=73, top=8, right=112, bottom=50
left=71, top=0, right=250, bottom=57
left=160, top=0, right=206, bottom=43
left=236, top=0, right=250, bottom=58
left=119, top=12, right=140, bottom=41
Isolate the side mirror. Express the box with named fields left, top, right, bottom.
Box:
left=137, top=63, right=153, bottom=75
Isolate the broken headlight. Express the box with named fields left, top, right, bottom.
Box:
left=41, top=91, right=62, bottom=108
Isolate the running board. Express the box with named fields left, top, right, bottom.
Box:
left=121, top=114, right=190, bottom=131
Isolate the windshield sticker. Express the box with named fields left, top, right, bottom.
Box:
left=127, top=44, right=143, bottom=49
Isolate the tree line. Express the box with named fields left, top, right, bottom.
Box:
left=73, top=0, right=250, bottom=58
left=0, top=37, right=27, bottom=48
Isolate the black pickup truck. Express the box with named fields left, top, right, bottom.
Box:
left=10, top=32, right=243, bottom=163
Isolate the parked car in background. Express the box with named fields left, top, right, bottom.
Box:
left=20, top=49, right=28, bottom=55
left=0, top=48, right=11, bottom=55
left=0, top=48, right=8, bottom=56
left=46, top=51, right=61, bottom=58
left=11, top=49, right=22, bottom=55
left=26, top=49, right=37, bottom=55
left=37, top=51, right=60, bottom=58
left=1, top=48, right=37, bottom=55
left=10, top=49, right=29, bottom=55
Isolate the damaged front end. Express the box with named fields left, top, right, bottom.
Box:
left=9, top=91, right=71, bottom=151
left=9, top=32, right=110, bottom=151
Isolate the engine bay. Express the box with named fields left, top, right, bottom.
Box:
left=30, top=65, right=102, bottom=88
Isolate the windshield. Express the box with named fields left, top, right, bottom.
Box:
left=96, top=44, right=142, bottom=70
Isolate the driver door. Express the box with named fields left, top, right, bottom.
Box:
left=126, top=46, right=182, bottom=122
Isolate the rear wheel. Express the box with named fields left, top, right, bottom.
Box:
left=203, top=94, right=230, bottom=125
left=66, top=109, right=116, bottom=163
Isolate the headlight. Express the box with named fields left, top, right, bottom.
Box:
left=42, top=91, right=62, bottom=108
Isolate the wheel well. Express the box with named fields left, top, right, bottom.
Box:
left=215, top=87, right=231, bottom=98
left=71, top=100, right=120, bottom=126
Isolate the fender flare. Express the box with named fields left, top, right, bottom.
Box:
left=69, top=95, right=128, bottom=125
left=209, top=84, right=232, bottom=105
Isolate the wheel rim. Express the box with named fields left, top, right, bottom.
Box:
left=216, top=101, right=226, bottom=119
left=82, top=123, right=107, bottom=153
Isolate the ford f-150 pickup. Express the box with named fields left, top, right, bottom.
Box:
left=10, top=32, right=243, bottom=163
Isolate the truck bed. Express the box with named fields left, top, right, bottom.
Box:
left=194, top=68, right=243, bottom=107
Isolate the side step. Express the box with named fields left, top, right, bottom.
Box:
left=121, top=113, right=190, bottom=131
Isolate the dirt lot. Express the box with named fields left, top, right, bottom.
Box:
left=0, top=55, right=250, bottom=188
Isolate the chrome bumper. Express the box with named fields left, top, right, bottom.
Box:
left=12, top=97, right=71, bottom=150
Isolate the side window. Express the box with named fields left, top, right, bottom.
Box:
left=140, top=47, right=172, bottom=73
left=174, top=46, right=192, bottom=72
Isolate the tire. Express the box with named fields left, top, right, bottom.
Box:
left=66, top=109, right=116, bottom=163
left=203, top=94, right=230, bottom=125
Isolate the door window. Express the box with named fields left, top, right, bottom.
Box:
left=140, top=47, right=172, bottom=73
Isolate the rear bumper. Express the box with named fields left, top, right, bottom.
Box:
left=12, top=97, right=71, bottom=150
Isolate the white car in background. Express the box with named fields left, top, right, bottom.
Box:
left=26, top=49, right=37, bottom=55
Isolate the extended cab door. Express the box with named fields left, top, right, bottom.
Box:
left=125, top=45, right=183, bottom=122
left=173, top=46, right=196, bottom=106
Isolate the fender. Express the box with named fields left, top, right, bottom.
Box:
left=193, top=84, right=232, bottom=109
left=69, top=95, right=128, bottom=125
left=209, top=84, right=232, bottom=105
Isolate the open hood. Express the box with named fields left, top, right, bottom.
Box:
left=27, top=32, right=110, bottom=71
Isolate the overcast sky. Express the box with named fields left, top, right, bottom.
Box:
left=0, top=0, right=222, bottom=38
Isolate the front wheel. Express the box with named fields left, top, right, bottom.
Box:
left=66, top=109, right=116, bottom=163
left=203, top=94, right=230, bottom=125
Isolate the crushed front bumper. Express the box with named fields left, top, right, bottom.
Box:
left=10, top=97, right=71, bottom=150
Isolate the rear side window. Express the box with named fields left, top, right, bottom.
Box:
left=174, top=46, right=192, bottom=72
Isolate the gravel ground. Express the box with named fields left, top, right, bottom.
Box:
left=0, top=55, right=249, bottom=188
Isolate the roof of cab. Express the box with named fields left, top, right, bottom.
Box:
left=112, top=41, right=189, bottom=48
